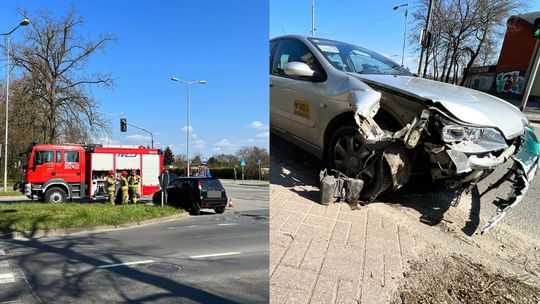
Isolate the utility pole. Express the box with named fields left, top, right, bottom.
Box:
left=311, top=0, right=315, bottom=37
left=521, top=40, right=540, bottom=111
left=417, top=0, right=433, bottom=77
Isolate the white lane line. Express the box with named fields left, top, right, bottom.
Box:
left=0, top=273, right=15, bottom=284
left=0, top=249, right=5, bottom=256
left=187, top=225, right=199, bottom=228
left=97, top=260, right=154, bottom=269
left=217, top=223, right=237, bottom=226
left=190, top=252, right=241, bottom=259
left=0, top=261, right=8, bottom=268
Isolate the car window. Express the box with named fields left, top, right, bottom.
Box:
left=271, top=39, right=320, bottom=77
left=309, top=37, right=412, bottom=76
left=201, top=179, right=222, bottom=189
left=65, top=151, right=79, bottom=163
left=34, top=150, right=54, bottom=165
left=56, top=151, right=62, bottom=163
left=170, top=178, right=182, bottom=187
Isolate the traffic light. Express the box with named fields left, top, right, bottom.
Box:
left=120, top=118, right=127, bottom=132
left=534, top=19, right=540, bottom=39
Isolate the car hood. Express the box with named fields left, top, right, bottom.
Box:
left=353, top=74, right=526, bottom=139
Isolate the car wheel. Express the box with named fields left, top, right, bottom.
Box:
left=327, top=125, right=392, bottom=198
left=45, top=187, right=67, bottom=204
left=214, top=207, right=225, bottom=214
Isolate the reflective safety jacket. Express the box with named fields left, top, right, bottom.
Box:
left=120, top=176, right=129, bottom=191
left=106, top=177, right=116, bottom=192
left=128, top=175, right=141, bottom=188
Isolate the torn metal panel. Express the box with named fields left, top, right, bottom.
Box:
left=354, top=115, right=388, bottom=143
left=481, top=125, right=539, bottom=233
left=382, top=143, right=411, bottom=190
left=402, top=109, right=431, bottom=149
left=446, top=144, right=515, bottom=174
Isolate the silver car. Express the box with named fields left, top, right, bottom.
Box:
left=270, top=35, right=539, bottom=233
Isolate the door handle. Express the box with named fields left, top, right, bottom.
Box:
left=76, top=172, right=81, bottom=176
left=51, top=172, right=56, bottom=176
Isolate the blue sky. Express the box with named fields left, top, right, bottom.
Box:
left=270, top=0, right=540, bottom=72
left=0, top=0, right=269, bottom=158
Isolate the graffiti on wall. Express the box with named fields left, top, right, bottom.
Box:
left=496, top=71, right=525, bottom=94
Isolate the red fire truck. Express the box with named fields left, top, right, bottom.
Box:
left=16, top=143, right=163, bottom=203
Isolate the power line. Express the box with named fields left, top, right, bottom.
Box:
left=317, top=10, right=401, bottom=36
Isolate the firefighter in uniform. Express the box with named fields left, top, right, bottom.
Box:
left=120, top=171, right=129, bottom=204
left=106, top=170, right=116, bottom=205
left=128, top=169, right=141, bottom=204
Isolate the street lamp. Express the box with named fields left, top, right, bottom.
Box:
left=393, top=3, right=408, bottom=67
left=170, top=77, right=206, bottom=177
left=1, top=18, right=29, bottom=192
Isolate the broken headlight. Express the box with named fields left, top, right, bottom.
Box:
left=441, top=125, right=508, bottom=152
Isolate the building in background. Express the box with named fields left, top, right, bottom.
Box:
left=464, top=11, right=539, bottom=100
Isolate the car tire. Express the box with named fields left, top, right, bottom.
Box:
left=327, top=125, right=392, bottom=198
left=45, top=187, right=67, bottom=204
left=214, top=207, right=225, bottom=214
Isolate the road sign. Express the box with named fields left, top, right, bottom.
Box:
left=256, top=159, right=262, bottom=165
left=240, top=160, right=246, bottom=167
left=202, top=158, right=207, bottom=165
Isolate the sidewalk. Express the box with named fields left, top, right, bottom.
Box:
left=269, top=183, right=417, bottom=304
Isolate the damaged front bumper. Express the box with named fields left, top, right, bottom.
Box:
left=480, top=124, right=539, bottom=234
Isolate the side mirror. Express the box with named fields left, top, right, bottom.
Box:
left=284, top=62, right=315, bottom=78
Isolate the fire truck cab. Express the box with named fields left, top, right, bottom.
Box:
left=18, top=143, right=163, bottom=203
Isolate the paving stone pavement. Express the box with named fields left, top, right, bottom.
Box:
left=269, top=183, right=418, bottom=304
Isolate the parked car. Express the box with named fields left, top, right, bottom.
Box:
left=153, top=176, right=228, bottom=215
left=270, top=35, right=539, bottom=233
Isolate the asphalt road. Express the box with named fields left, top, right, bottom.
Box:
left=270, top=123, right=540, bottom=240
left=0, top=184, right=269, bottom=303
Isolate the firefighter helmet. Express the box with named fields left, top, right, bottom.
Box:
left=121, top=170, right=128, bottom=177
left=109, top=170, right=115, bottom=176
left=131, top=169, right=137, bottom=174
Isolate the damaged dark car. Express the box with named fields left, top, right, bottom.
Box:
left=270, top=35, right=539, bottom=233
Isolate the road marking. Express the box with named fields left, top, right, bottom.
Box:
left=187, top=225, right=199, bottom=228
left=190, top=252, right=241, bottom=259
left=0, top=261, right=8, bottom=268
left=97, top=260, right=154, bottom=269
left=217, top=223, right=237, bottom=226
left=0, top=249, right=5, bottom=256
left=0, top=273, right=15, bottom=284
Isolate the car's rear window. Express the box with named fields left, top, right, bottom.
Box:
left=200, top=179, right=222, bottom=189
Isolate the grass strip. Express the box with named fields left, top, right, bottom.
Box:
left=0, top=203, right=183, bottom=232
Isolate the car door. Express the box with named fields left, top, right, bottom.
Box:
left=62, top=150, right=82, bottom=184
left=31, top=150, right=55, bottom=182
left=270, top=38, right=326, bottom=148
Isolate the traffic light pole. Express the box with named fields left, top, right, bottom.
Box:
left=122, top=121, right=154, bottom=149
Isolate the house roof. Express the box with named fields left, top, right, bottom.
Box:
left=509, top=11, right=540, bottom=25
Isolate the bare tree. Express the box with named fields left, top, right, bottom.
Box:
left=411, top=0, right=524, bottom=84
left=235, top=146, right=269, bottom=178
left=8, top=8, right=116, bottom=143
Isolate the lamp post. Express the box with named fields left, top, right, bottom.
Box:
left=393, top=3, right=408, bottom=67
left=1, top=18, right=29, bottom=192
left=170, top=77, right=206, bottom=177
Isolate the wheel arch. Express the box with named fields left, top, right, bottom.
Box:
left=322, top=108, right=402, bottom=161
left=43, top=179, right=70, bottom=198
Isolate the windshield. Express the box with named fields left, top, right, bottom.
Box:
left=308, top=37, right=412, bottom=76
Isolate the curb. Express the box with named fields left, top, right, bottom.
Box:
left=0, top=212, right=189, bottom=240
